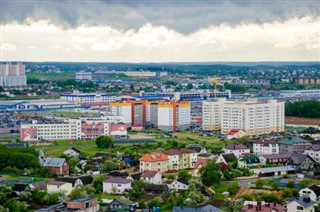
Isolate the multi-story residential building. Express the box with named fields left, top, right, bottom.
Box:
left=223, top=144, right=250, bottom=158
left=305, top=145, right=320, bottom=163
left=60, top=92, right=116, bottom=104
left=21, top=117, right=127, bottom=142
left=296, top=78, right=320, bottom=85
left=76, top=71, right=92, bottom=82
left=0, top=62, right=27, bottom=87
left=279, top=137, right=312, bottom=153
left=253, top=139, right=279, bottom=156
left=202, top=98, right=285, bottom=136
left=259, top=153, right=293, bottom=166
left=103, top=177, right=132, bottom=194
left=158, top=101, right=191, bottom=131
left=139, top=152, right=169, bottom=173
left=163, top=148, right=198, bottom=170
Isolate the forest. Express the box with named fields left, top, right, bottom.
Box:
left=285, top=100, right=320, bottom=118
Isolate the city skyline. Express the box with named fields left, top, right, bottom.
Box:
left=0, top=0, right=319, bottom=62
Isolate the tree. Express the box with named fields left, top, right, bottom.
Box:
left=298, top=180, right=309, bottom=190
left=93, top=175, right=105, bottom=193
left=187, top=83, right=193, bottom=90
left=282, top=188, right=294, bottom=198
left=286, top=180, right=295, bottom=188
left=178, top=170, right=192, bottom=179
left=148, top=197, right=162, bottom=208
left=0, top=192, right=7, bottom=204
left=95, top=136, right=114, bottom=148
left=256, top=179, right=264, bottom=189
left=3, top=199, right=28, bottom=212
left=227, top=182, right=239, bottom=195
left=19, top=191, right=32, bottom=201
left=271, top=182, right=279, bottom=190
left=199, top=160, right=222, bottom=186
left=70, top=186, right=87, bottom=200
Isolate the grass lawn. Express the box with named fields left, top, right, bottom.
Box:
left=93, top=193, right=120, bottom=200
left=26, top=71, right=76, bottom=81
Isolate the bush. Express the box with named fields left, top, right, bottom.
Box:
left=271, top=182, right=279, bottom=190
left=227, top=182, right=239, bottom=195
left=286, top=180, right=295, bottom=188
left=256, top=179, right=264, bottom=189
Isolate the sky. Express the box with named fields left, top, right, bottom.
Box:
left=0, top=0, right=319, bottom=62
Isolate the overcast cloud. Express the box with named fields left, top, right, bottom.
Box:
left=0, top=0, right=319, bottom=62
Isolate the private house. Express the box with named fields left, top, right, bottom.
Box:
left=253, top=139, right=279, bottom=156
left=304, top=145, right=320, bottom=163
left=29, top=182, right=47, bottom=190
left=168, top=178, right=189, bottom=191
left=188, top=144, right=208, bottom=154
left=47, top=181, right=73, bottom=195
left=216, top=153, right=237, bottom=164
left=103, top=177, right=132, bottom=194
left=56, top=176, right=93, bottom=189
left=238, top=155, right=260, bottom=168
left=63, top=147, right=81, bottom=157
left=163, top=148, right=198, bottom=170
left=259, top=153, right=293, bottom=166
left=66, top=196, right=99, bottom=212
left=193, top=158, right=208, bottom=177
left=43, top=158, right=69, bottom=175
left=288, top=153, right=315, bottom=171
left=172, top=206, right=206, bottom=212
left=299, top=185, right=320, bottom=202
left=201, top=204, right=224, bottom=212
left=286, top=196, right=316, bottom=212
left=227, top=129, right=247, bottom=140
left=279, top=137, right=312, bottom=153
left=12, top=183, right=31, bottom=194
left=139, top=152, right=169, bottom=173
left=140, top=170, right=162, bottom=184
left=223, top=144, right=250, bottom=158
left=109, top=196, right=136, bottom=211
left=145, top=184, right=169, bottom=194
left=241, top=202, right=286, bottom=212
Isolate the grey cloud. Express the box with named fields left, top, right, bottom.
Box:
left=1, top=0, right=319, bottom=33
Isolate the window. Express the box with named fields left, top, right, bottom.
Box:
left=297, top=206, right=304, bottom=210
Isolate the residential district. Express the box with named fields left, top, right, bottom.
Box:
left=0, top=62, right=320, bottom=212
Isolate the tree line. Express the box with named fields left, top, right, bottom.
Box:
left=285, top=100, right=320, bottom=118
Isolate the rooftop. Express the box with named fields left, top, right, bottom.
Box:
left=279, top=136, right=311, bottom=145
left=224, top=144, right=248, bottom=150
left=259, top=166, right=297, bottom=174
left=104, top=177, right=131, bottom=184
left=139, top=152, right=169, bottom=162
left=69, top=196, right=95, bottom=203
left=43, top=158, right=66, bottom=167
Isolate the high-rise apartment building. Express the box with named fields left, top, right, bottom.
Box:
left=202, top=98, right=284, bottom=135
left=0, top=62, right=27, bottom=87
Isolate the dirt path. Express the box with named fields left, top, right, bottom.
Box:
left=232, top=186, right=249, bottom=201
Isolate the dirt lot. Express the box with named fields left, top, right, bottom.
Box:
left=285, top=116, right=320, bottom=125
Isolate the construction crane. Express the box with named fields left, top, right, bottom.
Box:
left=213, top=75, right=218, bottom=100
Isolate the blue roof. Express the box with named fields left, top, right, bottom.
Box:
left=280, top=136, right=310, bottom=145
left=134, top=95, right=167, bottom=99
left=43, top=158, right=66, bottom=167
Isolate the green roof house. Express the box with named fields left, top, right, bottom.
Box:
left=279, top=137, right=312, bottom=153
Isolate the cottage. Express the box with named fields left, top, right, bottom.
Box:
left=145, top=184, right=169, bottom=194
left=227, top=129, right=247, bottom=140
left=259, top=153, right=293, bottom=166
left=279, top=136, right=312, bottom=153
left=238, top=155, right=260, bottom=168
left=43, top=158, right=69, bottom=175
left=47, top=181, right=73, bottom=195
left=12, top=183, right=31, bottom=194
left=63, top=147, right=81, bottom=157
left=140, top=170, right=162, bottom=184
left=286, top=196, right=316, bottom=212
left=67, top=196, right=99, bottom=212
left=168, top=178, right=189, bottom=190
left=103, top=177, right=132, bottom=194
left=215, top=153, right=237, bottom=164
left=299, top=185, right=320, bottom=201
left=164, top=148, right=198, bottom=170
left=29, top=182, right=47, bottom=190
left=223, top=144, right=250, bottom=158
left=139, top=152, right=169, bottom=173
left=109, top=196, right=136, bottom=211
left=288, top=153, right=315, bottom=171
left=304, top=145, right=320, bottom=163
left=56, top=175, right=93, bottom=188
left=253, top=139, right=279, bottom=156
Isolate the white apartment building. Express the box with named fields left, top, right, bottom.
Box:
left=253, top=139, right=279, bottom=156
left=0, top=62, right=27, bottom=87
left=76, top=71, right=92, bottom=81
left=304, top=145, right=320, bottom=163
left=223, top=144, right=251, bottom=158
left=60, top=92, right=116, bottom=104
left=202, top=98, right=285, bottom=135
left=158, top=101, right=191, bottom=131
left=109, top=101, right=133, bottom=127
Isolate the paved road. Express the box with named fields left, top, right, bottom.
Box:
left=222, top=177, right=275, bottom=187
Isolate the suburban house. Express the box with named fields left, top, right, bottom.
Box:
left=238, top=155, right=260, bottom=168
left=47, top=181, right=73, bottom=195
left=139, top=152, right=169, bottom=173
left=163, top=148, right=198, bottom=170
left=227, top=129, right=247, bottom=140
left=253, top=139, right=279, bottom=156
left=12, top=183, right=31, bottom=194
left=216, top=153, right=237, bottom=164
left=259, top=153, right=293, bottom=166
left=241, top=202, right=286, bottom=212
left=43, top=158, right=69, bottom=175
left=63, top=147, right=81, bottom=157
left=288, top=153, right=316, bottom=171
left=193, top=158, right=208, bottom=177
left=223, top=144, right=250, bottom=158
left=109, top=196, right=136, bottom=211
left=201, top=204, right=224, bottom=212
left=168, top=178, right=189, bottom=191
left=299, top=185, right=320, bottom=201
left=279, top=137, right=312, bottom=153
left=172, top=206, right=206, bottom=212
left=145, top=184, right=169, bottom=194
left=56, top=176, right=93, bottom=189
left=29, top=182, right=47, bottom=190
left=103, top=177, right=132, bottom=194
left=304, top=145, right=320, bottom=163
left=140, top=170, right=162, bottom=184
left=286, top=196, right=316, bottom=212
left=188, top=144, right=208, bottom=154
left=66, top=196, right=99, bottom=212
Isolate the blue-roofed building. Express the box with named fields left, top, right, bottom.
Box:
left=60, top=92, right=116, bottom=104
left=109, top=196, right=136, bottom=211
left=286, top=196, right=316, bottom=212
left=43, top=158, right=69, bottom=175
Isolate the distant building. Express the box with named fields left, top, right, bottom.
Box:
left=231, top=79, right=270, bottom=85
left=60, top=92, right=116, bottom=104
left=140, top=170, right=162, bottom=184
left=202, top=98, right=285, bottom=135
left=0, top=62, right=27, bottom=87
left=253, top=139, right=279, bottom=156
left=296, top=78, right=320, bottom=85
left=223, top=144, right=250, bottom=158
left=43, top=158, right=69, bottom=175
left=76, top=71, right=92, bottom=82
left=304, top=145, right=320, bottom=163
left=67, top=196, right=99, bottom=212
left=139, top=152, right=169, bottom=173
left=47, top=181, right=73, bottom=195
left=279, top=137, right=312, bottom=153
left=168, top=178, right=189, bottom=191
left=238, top=155, right=260, bottom=168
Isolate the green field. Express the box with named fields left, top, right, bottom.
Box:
left=27, top=71, right=76, bottom=81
